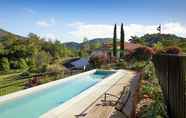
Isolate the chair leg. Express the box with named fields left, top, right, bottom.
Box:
left=115, top=107, right=129, bottom=118
left=104, top=93, right=107, bottom=102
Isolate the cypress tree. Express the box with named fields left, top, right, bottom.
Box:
left=113, top=24, right=117, bottom=57
left=120, top=23, right=125, bottom=58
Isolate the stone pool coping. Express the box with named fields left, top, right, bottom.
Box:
left=40, top=69, right=126, bottom=118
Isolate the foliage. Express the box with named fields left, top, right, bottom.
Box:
left=113, top=24, right=117, bottom=57
left=129, top=61, right=147, bottom=71
left=17, top=58, right=28, bottom=69
left=0, top=33, right=77, bottom=72
left=129, top=33, right=186, bottom=53
left=137, top=62, right=168, bottom=118
left=25, top=77, right=41, bottom=88
left=120, top=23, right=125, bottom=58
left=89, top=51, right=108, bottom=68
left=153, top=41, right=164, bottom=50
left=143, top=62, right=156, bottom=80
left=18, top=70, right=31, bottom=79
left=89, top=41, right=101, bottom=50
left=46, top=64, right=64, bottom=75
left=156, top=46, right=182, bottom=55
left=165, top=46, right=182, bottom=54
left=126, top=46, right=154, bottom=61
left=0, top=57, right=10, bottom=71
left=113, top=61, right=128, bottom=69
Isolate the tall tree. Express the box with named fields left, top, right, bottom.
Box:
left=120, top=23, right=125, bottom=58
left=113, top=24, right=117, bottom=57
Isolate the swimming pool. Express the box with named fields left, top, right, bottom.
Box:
left=0, top=70, right=114, bottom=118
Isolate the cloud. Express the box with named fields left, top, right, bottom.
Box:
left=24, top=8, right=36, bottom=14
left=36, top=18, right=56, bottom=28
left=45, top=33, right=58, bottom=40
left=68, top=22, right=186, bottom=41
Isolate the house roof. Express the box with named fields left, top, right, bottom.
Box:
left=63, top=58, right=89, bottom=69
left=71, top=58, right=89, bottom=69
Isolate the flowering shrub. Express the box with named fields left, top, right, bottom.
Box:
left=126, top=46, right=155, bottom=61
left=25, top=76, right=41, bottom=88
left=155, top=46, right=182, bottom=55
left=164, top=46, right=182, bottom=54
left=89, top=51, right=108, bottom=68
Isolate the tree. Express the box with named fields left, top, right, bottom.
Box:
left=89, top=51, right=108, bottom=68
left=0, top=57, right=10, bottom=71
left=17, top=58, right=28, bottom=69
left=120, top=23, right=125, bottom=58
left=82, top=37, right=90, bottom=53
left=113, top=24, right=117, bottom=57
left=90, top=42, right=101, bottom=50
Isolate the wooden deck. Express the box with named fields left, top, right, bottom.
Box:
left=77, top=70, right=141, bottom=118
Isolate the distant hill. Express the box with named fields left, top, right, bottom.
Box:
left=63, top=42, right=81, bottom=50
left=0, top=28, right=26, bottom=40
left=0, top=28, right=113, bottom=51
left=64, top=38, right=112, bottom=50
left=129, top=33, right=186, bottom=46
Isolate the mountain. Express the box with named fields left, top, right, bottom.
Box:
left=64, top=38, right=113, bottom=50
left=82, top=38, right=112, bottom=46
left=63, top=42, right=81, bottom=50
left=1, top=28, right=113, bottom=50
left=129, top=33, right=186, bottom=46
left=0, top=28, right=26, bottom=40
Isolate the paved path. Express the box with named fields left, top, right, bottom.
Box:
left=79, top=70, right=141, bottom=118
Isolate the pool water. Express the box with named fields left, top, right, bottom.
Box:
left=0, top=71, right=113, bottom=118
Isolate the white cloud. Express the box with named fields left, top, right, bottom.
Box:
left=68, top=22, right=186, bottom=41
left=45, top=33, right=58, bottom=40
left=24, top=8, right=36, bottom=14
left=36, top=18, right=56, bottom=28
left=38, top=33, right=62, bottom=42
left=163, top=22, right=186, bottom=37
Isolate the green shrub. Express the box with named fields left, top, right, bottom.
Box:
left=129, top=61, right=147, bottom=71
left=18, top=70, right=31, bottom=79
left=138, top=62, right=168, bottom=118
left=140, top=100, right=168, bottom=118
left=10, top=61, right=19, bottom=69
left=0, top=57, right=10, bottom=71
left=17, top=58, right=28, bottom=69
left=143, top=62, right=155, bottom=80
left=114, top=61, right=128, bottom=69
left=46, top=64, right=64, bottom=75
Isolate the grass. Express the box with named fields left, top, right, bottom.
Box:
left=0, top=69, right=72, bottom=96
left=0, top=69, right=29, bottom=96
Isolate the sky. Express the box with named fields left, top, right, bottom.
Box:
left=0, top=0, right=186, bottom=43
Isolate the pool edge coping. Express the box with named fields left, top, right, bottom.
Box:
left=40, top=69, right=126, bottom=118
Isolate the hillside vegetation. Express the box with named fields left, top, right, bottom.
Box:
left=129, top=33, right=186, bottom=52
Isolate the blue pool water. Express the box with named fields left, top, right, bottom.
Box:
left=0, top=71, right=113, bottom=118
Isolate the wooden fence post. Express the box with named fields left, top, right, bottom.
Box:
left=152, top=54, right=186, bottom=118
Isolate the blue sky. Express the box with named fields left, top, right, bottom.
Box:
left=0, top=0, right=186, bottom=42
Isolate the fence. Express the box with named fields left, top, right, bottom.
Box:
left=152, top=54, right=186, bottom=118
left=0, top=69, right=84, bottom=96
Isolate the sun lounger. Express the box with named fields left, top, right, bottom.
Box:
left=103, top=86, right=131, bottom=118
